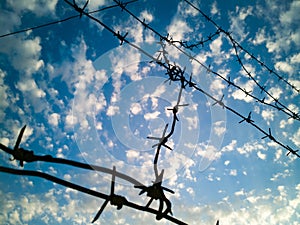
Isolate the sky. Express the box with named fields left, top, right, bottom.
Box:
left=0, top=0, right=299, bottom=224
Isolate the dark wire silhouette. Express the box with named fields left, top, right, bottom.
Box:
left=83, top=1, right=299, bottom=157
left=92, top=166, right=128, bottom=223
left=112, top=0, right=300, bottom=121
left=134, top=169, right=175, bottom=220
left=182, top=0, right=300, bottom=95
left=0, top=166, right=187, bottom=225
left=0, top=0, right=138, bottom=38
left=147, top=123, right=172, bottom=164
left=0, top=126, right=186, bottom=224
left=0, top=132, right=144, bottom=186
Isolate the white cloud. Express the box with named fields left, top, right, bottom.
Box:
left=275, top=61, right=293, bottom=75
left=48, top=113, right=60, bottom=127
left=0, top=36, right=44, bottom=76
left=237, top=141, right=266, bottom=157
left=0, top=69, right=10, bottom=121
left=279, top=1, right=300, bottom=25
left=106, top=105, right=119, bottom=116
left=209, top=35, right=223, bottom=54
left=229, top=6, right=253, bottom=41
left=140, top=10, right=154, bottom=23
left=290, top=127, right=300, bottom=146
left=126, top=149, right=140, bottom=163
left=7, top=0, right=58, bottom=16
left=211, top=1, right=219, bottom=15
left=231, top=79, right=255, bottom=103
left=213, top=120, right=226, bottom=136
left=257, top=151, right=267, bottom=160
left=290, top=53, right=300, bottom=64
left=224, top=160, right=230, bottom=166
left=253, top=27, right=267, bottom=45
left=144, top=111, right=160, bottom=120
left=130, top=102, right=142, bottom=115
left=209, top=78, right=226, bottom=98
left=167, top=19, right=192, bottom=42
left=221, top=140, right=237, bottom=153
left=265, top=87, right=283, bottom=103
left=261, top=109, right=275, bottom=125
left=229, top=169, right=237, bottom=176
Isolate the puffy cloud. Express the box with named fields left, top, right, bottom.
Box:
left=275, top=61, right=294, bottom=75
left=6, top=0, right=58, bottom=16
left=0, top=70, right=9, bottom=121
left=48, top=113, right=60, bottom=127
left=213, top=120, right=226, bottom=136
left=237, top=141, right=266, bottom=157
left=144, top=111, right=160, bottom=120
left=257, top=151, right=267, bottom=160
left=209, top=35, right=223, bottom=54
left=0, top=36, right=44, bottom=76
left=167, top=19, right=192, bottom=42
left=229, top=6, right=253, bottom=41
left=290, top=127, right=300, bottom=146
left=261, top=109, right=275, bottom=125
left=130, top=102, right=142, bottom=115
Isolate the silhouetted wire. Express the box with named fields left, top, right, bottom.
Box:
left=64, top=0, right=300, bottom=157
left=0, top=125, right=179, bottom=223
left=0, top=166, right=187, bottom=225
left=182, top=0, right=300, bottom=94
left=231, top=41, right=300, bottom=120
left=113, top=0, right=300, bottom=121
left=0, top=0, right=138, bottom=38
left=0, top=142, right=143, bottom=186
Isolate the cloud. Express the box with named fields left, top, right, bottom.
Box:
left=261, top=109, right=275, bottom=125
left=144, top=111, right=160, bottom=120
left=48, top=113, right=60, bottom=127
left=257, top=151, right=267, bottom=160
left=6, top=0, right=58, bottom=16
left=275, top=61, right=294, bottom=75
left=237, top=141, right=266, bottom=157
left=0, top=70, right=10, bottom=121
left=0, top=36, right=44, bottom=76
left=231, top=79, right=255, bottom=102
left=167, top=19, right=193, bottom=42
left=130, top=102, right=142, bottom=115
left=229, top=6, right=253, bottom=41
left=290, top=127, right=300, bottom=146
left=213, top=120, right=226, bottom=136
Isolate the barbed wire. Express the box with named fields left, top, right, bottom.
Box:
left=182, top=0, right=300, bottom=94
left=0, top=0, right=138, bottom=39
left=0, top=165, right=187, bottom=225
left=63, top=0, right=299, bottom=158
left=1, top=1, right=298, bottom=224
left=112, top=0, right=300, bottom=121
left=0, top=128, right=185, bottom=224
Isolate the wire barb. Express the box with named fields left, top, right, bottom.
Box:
left=239, top=112, right=254, bottom=124
left=72, top=0, right=89, bottom=18
left=92, top=166, right=128, bottom=223
left=134, top=169, right=174, bottom=220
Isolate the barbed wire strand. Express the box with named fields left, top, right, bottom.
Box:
left=0, top=142, right=143, bottom=186
left=112, top=0, right=300, bottom=121
left=63, top=0, right=299, bottom=157
left=182, top=0, right=300, bottom=94
left=0, top=0, right=138, bottom=38
left=0, top=166, right=187, bottom=225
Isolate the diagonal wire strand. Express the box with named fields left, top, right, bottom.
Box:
left=62, top=1, right=299, bottom=158
left=112, top=0, right=300, bottom=121
left=0, top=166, right=187, bottom=225
left=0, top=0, right=138, bottom=38
left=182, top=0, right=300, bottom=94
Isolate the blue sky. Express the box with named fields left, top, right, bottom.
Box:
left=0, top=0, right=299, bottom=224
